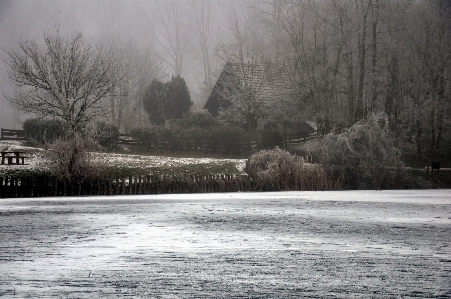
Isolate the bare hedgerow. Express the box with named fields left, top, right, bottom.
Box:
left=247, top=148, right=342, bottom=191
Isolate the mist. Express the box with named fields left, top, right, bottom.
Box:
left=0, top=0, right=239, bottom=129
left=1, top=0, right=449, bottom=156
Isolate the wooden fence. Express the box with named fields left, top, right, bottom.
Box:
left=118, top=134, right=142, bottom=145
left=285, top=133, right=317, bottom=146
left=1, top=129, right=25, bottom=140
left=0, top=174, right=255, bottom=198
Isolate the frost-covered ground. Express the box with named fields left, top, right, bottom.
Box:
left=0, top=190, right=450, bottom=298
left=0, top=140, right=247, bottom=176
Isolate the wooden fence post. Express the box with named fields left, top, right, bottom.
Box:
left=78, top=178, right=82, bottom=196
left=102, top=178, right=106, bottom=195
left=11, top=178, right=17, bottom=197
left=145, top=175, right=149, bottom=194
left=128, top=176, right=132, bottom=194
left=53, top=177, right=58, bottom=196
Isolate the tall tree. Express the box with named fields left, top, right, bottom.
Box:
left=141, top=1, right=192, bottom=77
left=404, top=0, right=451, bottom=159
left=217, top=1, right=269, bottom=154
left=190, top=0, right=215, bottom=92
left=103, top=38, right=165, bottom=132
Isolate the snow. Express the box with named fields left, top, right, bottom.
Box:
left=1, top=190, right=450, bottom=297
left=0, top=140, right=247, bottom=175
left=94, top=152, right=247, bottom=172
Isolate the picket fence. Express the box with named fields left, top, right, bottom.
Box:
left=0, top=174, right=255, bottom=198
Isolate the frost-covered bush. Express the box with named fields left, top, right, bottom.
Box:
left=319, top=112, right=403, bottom=189
left=23, top=118, right=68, bottom=144
left=247, top=148, right=341, bottom=191
left=46, top=133, right=97, bottom=180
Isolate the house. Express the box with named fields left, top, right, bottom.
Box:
left=204, top=61, right=315, bottom=138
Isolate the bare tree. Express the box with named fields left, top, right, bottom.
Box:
left=190, top=0, right=215, bottom=92
left=403, top=0, right=451, bottom=159
left=140, top=1, right=192, bottom=77
left=102, top=38, right=165, bottom=132
left=5, top=32, right=117, bottom=133
left=216, top=1, right=270, bottom=154
left=265, top=0, right=352, bottom=132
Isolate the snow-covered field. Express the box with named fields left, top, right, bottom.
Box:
left=0, top=140, right=247, bottom=176
left=0, top=190, right=450, bottom=298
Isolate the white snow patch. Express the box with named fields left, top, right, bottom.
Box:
left=0, top=140, right=247, bottom=175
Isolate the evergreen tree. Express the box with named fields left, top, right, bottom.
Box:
left=143, top=76, right=192, bottom=125
left=143, top=79, right=165, bottom=125
left=165, top=76, right=192, bottom=120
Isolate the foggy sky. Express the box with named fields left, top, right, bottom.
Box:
left=0, top=0, right=238, bottom=129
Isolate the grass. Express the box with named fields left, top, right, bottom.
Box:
left=0, top=140, right=247, bottom=178
left=2, top=140, right=450, bottom=189
left=93, top=152, right=246, bottom=177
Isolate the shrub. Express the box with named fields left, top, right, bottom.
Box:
left=247, top=148, right=341, bottom=191
left=209, top=125, right=246, bottom=155
left=46, top=133, right=97, bottom=180
left=256, top=130, right=284, bottom=150
left=23, top=118, right=68, bottom=144
left=174, top=112, right=219, bottom=128
left=131, top=127, right=159, bottom=148
left=319, top=112, right=403, bottom=189
left=94, top=122, right=119, bottom=150
left=131, top=119, right=246, bottom=155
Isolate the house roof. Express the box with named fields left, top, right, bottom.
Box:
left=204, top=62, right=294, bottom=116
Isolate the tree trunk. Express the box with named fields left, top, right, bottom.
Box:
left=370, top=0, right=379, bottom=114
left=435, top=112, right=443, bottom=153
left=345, top=51, right=355, bottom=125
left=355, top=0, right=369, bottom=121
left=416, top=120, right=422, bottom=158
left=430, top=108, right=436, bottom=159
